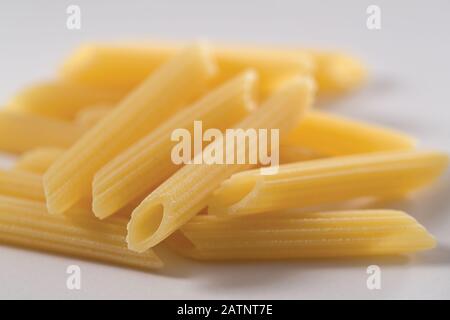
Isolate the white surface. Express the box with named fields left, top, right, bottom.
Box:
left=0, top=0, right=449, bottom=299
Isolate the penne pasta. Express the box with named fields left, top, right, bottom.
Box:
left=7, top=81, right=126, bottom=120
left=166, top=210, right=436, bottom=260
left=0, top=169, right=45, bottom=201
left=1, top=36, right=447, bottom=273
left=0, top=195, right=162, bottom=270
left=0, top=111, right=84, bottom=154
left=14, top=148, right=65, bottom=174
left=75, top=105, right=112, bottom=128
left=127, top=76, right=315, bottom=252
left=283, top=111, right=416, bottom=156
left=92, top=71, right=257, bottom=219
left=208, top=150, right=449, bottom=216
left=44, top=43, right=216, bottom=215
left=61, top=43, right=314, bottom=96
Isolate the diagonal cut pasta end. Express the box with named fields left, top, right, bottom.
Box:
left=127, top=200, right=166, bottom=253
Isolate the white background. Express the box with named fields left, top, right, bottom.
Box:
left=0, top=0, right=449, bottom=299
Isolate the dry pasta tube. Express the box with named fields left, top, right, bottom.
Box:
left=208, top=150, right=449, bottom=216
left=14, top=148, right=65, bottom=174
left=0, top=195, right=162, bottom=270
left=0, top=111, right=84, bottom=154
left=283, top=111, right=416, bottom=156
left=44, top=43, right=216, bottom=215
left=61, top=42, right=314, bottom=96
left=165, top=210, right=436, bottom=260
left=6, top=81, right=127, bottom=120
left=92, top=71, right=257, bottom=219
left=127, top=76, right=315, bottom=252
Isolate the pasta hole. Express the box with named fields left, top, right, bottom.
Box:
left=132, top=203, right=165, bottom=244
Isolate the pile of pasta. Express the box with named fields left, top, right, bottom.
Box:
left=0, top=41, right=447, bottom=271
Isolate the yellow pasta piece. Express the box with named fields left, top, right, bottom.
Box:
left=0, top=169, right=45, bottom=201
left=165, top=210, right=435, bottom=260
left=14, top=148, right=65, bottom=174
left=7, top=81, right=127, bottom=120
left=311, top=51, right=366, bottom=94
left=127, top=76, right=315, bottom=252
left=283, top=111, right=416, bottom=156
left=61, top=43, right=313, bottom=96
left=0, top=195, right=162, bottom=270
left=75, top=105, right=112, bottom=128
left=0, top=111, right=84, bottom=154
left=93, top=71, right=257, bottom=219
left=44, top=43, right=216, bottom=215
left=208, top=150, right=448, bottom=216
